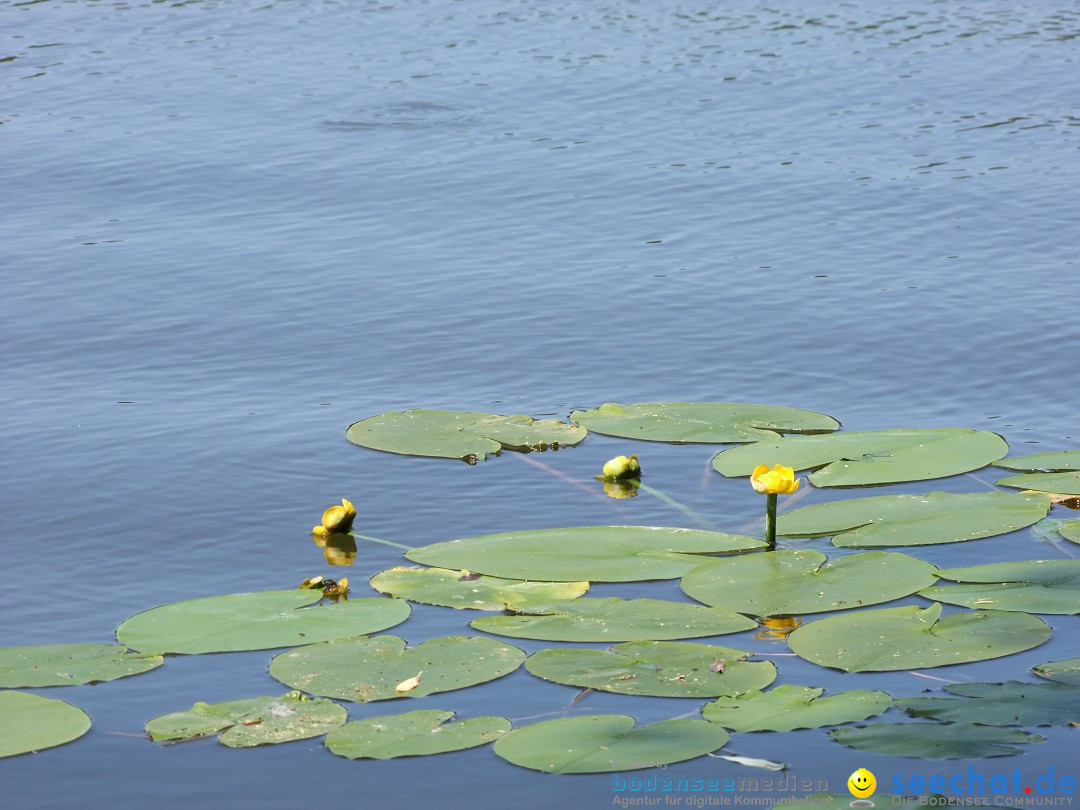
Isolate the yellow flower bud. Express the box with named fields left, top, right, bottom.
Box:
left=601, top=454, right=641, bottom=480
left=318, top=498, right=356, bottom=533
left=750, top=464, right=800, bottom=495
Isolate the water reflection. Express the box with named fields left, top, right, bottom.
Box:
left=754, top=615, right=803, bottom=641
left=311, top=531, right=357, bottom=566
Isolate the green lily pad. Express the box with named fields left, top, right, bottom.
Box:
left=703, top=685, right=892, bottom=732
left=568, top=402, right=839, bottom=443
left=325, top=710, right=510, bottom=759
left=712, top=429, right=1008, bottom=487
left=116, top=590, right=411, bottom=654
left=1034, top=658, right=1080, bottom=686
left=0, top=644, right=163, bottom=687
left=345, top=410, right=587, bottom=461
left=524, top=640, right=776, bottom=698
left=898, top=681, right=1080, bottom=726
left=470, top=598, right=757, bottom=642
left=146, top=691, right=346, bottom=747
left=787, top=603, right=1051, bottom=672
left=492, top=715, right=729, bottom=773
left=369, top=566, right=589, bottom=610
left=830, top=722, right=1043, bottom=759
left=406, top=526, right=764, bottom=582
left=777, top=492, right=1050, bottom=548
left=995, top=450, right=1080, bottom=472
left=269, top=635, right=525, bottom=702
left=0, top=691, right=92, bottom=758
left=918, top=560, right=1080, bottom=614
left=1061, top=521, right=1080, bottom=544
left=997, top=471, right=1080, bottom=496
left=680, top=550, right=938, bottom=617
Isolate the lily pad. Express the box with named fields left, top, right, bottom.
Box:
left=492, top=715, right=729, bottom=773
left=116, top=590, right=411, bottom=654
left=898, top=681, right=1080, bottom=726
left=0, top=644, right=163, bottom=687
left=712, top=429, right=1008, bottom=487
left=1061, top=521, right=1080, bottom=544
left=406, top=526, right=764, bottom=582
left=703, top=685, right=892, bottom=732
left=269, top=635, right=525, bottom=702
left=146, top=691, right=346, bottom=747
left=777, top=492, right=1050, bottom=548
left=470, top=598, right=757, bottom=642
left=997, top=471, right=1080, bottom=496
left=568, top=402, right=839, bottom=443
left=0, top=691, right=92, bottom=758
left=830, top=722, right=1043, bottom=759
left=369, top=566, right=589, bottom=610
left=524, top=640, right=776, bottom=697
left=1034, top=658, right=1080, bottom=686
left=787, top=603, right=1051, bottom=672
left=918, top=560, right=1080, bottom=614
left=995, top=450, right=1080, bottom=472
left=345, top=410, right=586, bottom=461
left=680, top=550, right=938, bottom=617
left=325, top=710, right=510, bottom=759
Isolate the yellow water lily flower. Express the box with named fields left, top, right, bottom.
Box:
left=601, top=454, right=641, bottom=480
left=750, top=464, right=800, bottom=495
left=312, top=498, right=356, bottom=538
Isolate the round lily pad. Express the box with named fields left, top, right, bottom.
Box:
left=788, top=603, right=1051, bottom=672
left=569, top=402, right=839, bottom=443
left=997, top=471, right=1080, bottom=496
left=146, top=691, right=346, bottom=747
left=1061, top=521, right=1080, bottom=544
left=470, top=597, right=757, bottom=642
left=269, top=635, right=525, bottom=702
left=712, top=429, right=1008, bottom=487
left=116, top=590, right=411, bottom=654
left=325, top=710, right=510, bottom=759
left=0, top=691, right=92, bottom=758
left=898, top=681, right=1080, bottom=726
left=1034, top=658, right=1080, bottom=685
left=524, top=640, right=776, bottom=697
left=703, top=685, right=892, bottom=732
left=995, top=450, right=1080, bottom=472
left=345, top=410, right=586, bottom=461
left=493, top=715, right=729, bottom=773
left=680, top=550, right=938, bottom=617
left=918, top=560, right=1080, bottom=614
left=830, top=722, right=1043, bottom=759
left=369, top=566, right=589, bottom=610
left=777, top=491, right=1050, bottom=548
left=0, top=644, right=163, bottom=687
left=405, top=526, right=764, bottom=582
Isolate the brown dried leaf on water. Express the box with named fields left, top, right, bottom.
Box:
left=395, top=672, right=423, bottom=693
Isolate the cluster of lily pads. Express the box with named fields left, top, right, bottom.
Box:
left=3, top=403, right=1079, bottom=774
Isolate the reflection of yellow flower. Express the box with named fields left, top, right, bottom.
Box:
left=313, top=498, right=356, bottom=538
left=750, top=464, right=800, bottom=495
left=603, top=479, right=640, bottom=499
left=311, top=531, right=357, bottom=566
left=754, top=615, right=803, bottom=641
left=601, top=454, right=641, bottom=480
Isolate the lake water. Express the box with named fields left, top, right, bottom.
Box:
left=2, top=1, right=1078, bottom=807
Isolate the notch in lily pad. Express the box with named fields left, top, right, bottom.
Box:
left=345, top=409, right=586, bottom=461
left=0, top=643, right=163, bottom=687
left=918, top=559, right=1080, bottom=614
left=325, top=710, right=511, bottom=759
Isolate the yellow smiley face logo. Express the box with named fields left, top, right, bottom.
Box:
left=848, top=768, right=876, bottom=798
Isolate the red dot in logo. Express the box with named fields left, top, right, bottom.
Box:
left=1026, top=789, right=1032, bottom=794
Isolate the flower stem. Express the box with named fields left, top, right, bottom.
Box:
left=765, top=493, right=777, bottom=550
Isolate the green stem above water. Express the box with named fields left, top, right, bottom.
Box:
left=765, top=493, right=777, bottom=550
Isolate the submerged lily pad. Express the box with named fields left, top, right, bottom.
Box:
left=788, top=603, right=1050, bottom=672
left=325, top=710, right=510, bottom=759
left=703, top=685, right=892, bottom=732
left=470, top=598, right=757, bottom=642
left=831, top=722, right=1042, bottom=759
left=0, top=644, right=163, bottom=687
left=269, top=635, right=525, bottom=702
left=777, top=492, right=1050, bottom=548
left=524, top=640, right=776, bottom=698
left=569, top=402, right=839, bottom=443
left=493, top=715, right=729, bottom=773
left=406, top=526, right=764, bottom=582
left=712, top=429, right=1008, bottom=487
left=898, top=681, right=1080, bottom=726
left=369, top=566, right=589, bottom=610
left=0, top=691, right=92, bottom=758
left=116, top=590, right=411, bottom=654
left=918, top=560, right=1080, bottom=614
left=997, top=471, right=1080, bottom=496
left=1034, top=658, right=1080, bottom=686
left=345, top=410, right=586, bottom=461
left=1060, top=521, right=1080, bottom=544
left=146, top=691, right=346, bottom=747
left=995, top=450, right=1080, bottom=472
left=681, top=550, right=938, bottom=617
